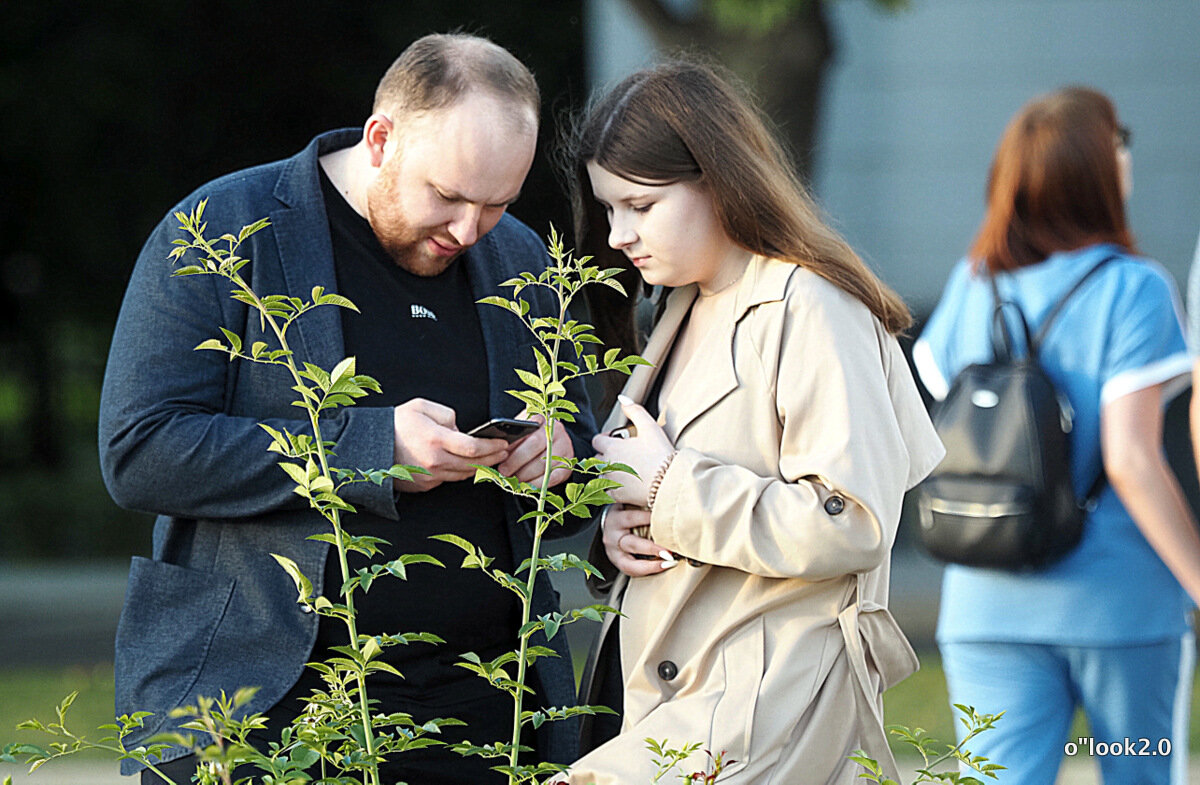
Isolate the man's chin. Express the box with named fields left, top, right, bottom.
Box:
left=390, top=247, right=460, bottom=277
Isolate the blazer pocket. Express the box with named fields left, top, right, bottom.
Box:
left=115, top=557, right=236, bottom=735
left=708, top=616, right=765, bottom=771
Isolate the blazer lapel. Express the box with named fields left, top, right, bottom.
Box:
left=465, top=230, right=530, bottom=418
left=271, top=207, right=342, bottom=369
left=270, top=131, right=359, bottom=371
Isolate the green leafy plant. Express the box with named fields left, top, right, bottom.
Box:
left=0, top=194, right=1004, bottom=785
left=1, top=691, right=176, bottom=784
left=850, top=704, right=1005, bottom=784
left=646, top=738, right=734, bottom=783
left=166, top=200, right=466, bottom=785
left=4, top=201, right=455, bottom=785
left=433, top=226, right=648, bottom=784
left=2, top=212, right=647, bottom=785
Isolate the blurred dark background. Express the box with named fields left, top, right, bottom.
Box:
left=0, top=1, right=588, bottom=560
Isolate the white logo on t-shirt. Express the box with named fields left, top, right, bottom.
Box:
left=411, top=304, right=438, bottom=321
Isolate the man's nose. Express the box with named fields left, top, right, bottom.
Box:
left=447, top=204, right=484, bottom=248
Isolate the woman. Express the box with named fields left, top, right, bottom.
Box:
left=557, top=60, right=944, bottom=784
left=914, top=87, right=1200, bottom=784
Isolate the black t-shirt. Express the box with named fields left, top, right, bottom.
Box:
left=261, top=169, right=523, bottom=784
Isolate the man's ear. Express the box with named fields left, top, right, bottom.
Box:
left=363, top=113, right=393, bottom=168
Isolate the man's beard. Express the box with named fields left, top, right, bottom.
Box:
left=365, top=172, right=460, bottom=277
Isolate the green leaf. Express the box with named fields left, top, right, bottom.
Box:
left=540, top=613, right=563, bottom=641
left=170, top=265, right=206, bottom=276
left=219, top=327, right=243, bottom=354
left=476, top=295, right=513, bottom=310
left=330, top=356, right=356, bottom=384
left=237, top=217, right=271, bottom=243
left=279, top=462, right=308, bottom=487
left=194, top=338, right=226, bottom=352
left=316, top=292, right=359, bottom=311
left=515, top=368, right=543, bottom=391
left=429, top=532, right=475, bottom=554
left=361, top=636, right=383, bottom=662
left=271, top=553, right=313, bottom=603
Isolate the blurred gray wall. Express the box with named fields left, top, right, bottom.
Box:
left=586, top=0, right=1200, bottom=314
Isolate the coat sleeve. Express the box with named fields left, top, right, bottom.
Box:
left=98, top=209, right=397, bottom=522
left=648, top=279, right=918, bottom=580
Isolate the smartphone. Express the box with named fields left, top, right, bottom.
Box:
left=466, top=417, right=539, bottom=442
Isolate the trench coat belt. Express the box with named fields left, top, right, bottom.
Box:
left=837, top=597, right=919, bottom=783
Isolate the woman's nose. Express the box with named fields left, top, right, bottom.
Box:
left=608, top=217, right=636, bottom=249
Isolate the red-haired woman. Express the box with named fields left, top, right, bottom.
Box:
left=915, top=86, right=1200, bottom=784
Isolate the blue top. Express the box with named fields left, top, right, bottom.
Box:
left=914, top=243, right=1193, bottom=645
left=1186, top=229, right=1200, bottom=352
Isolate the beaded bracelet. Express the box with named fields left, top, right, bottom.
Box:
left=646, top=450, right=679, bottom=510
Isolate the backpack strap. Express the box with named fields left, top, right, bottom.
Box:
left=1032, top=253, right=1120, bottom=351
left=1041, top=254, right=1120, bottom=512
left=989, top=252, right=1122, bottom=511
left=987, top=276, right=1035, bottom=362
left=1082, top=468, right=1108, bottom=512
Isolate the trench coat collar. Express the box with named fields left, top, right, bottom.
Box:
left=609, top=255, right=797, bottom=436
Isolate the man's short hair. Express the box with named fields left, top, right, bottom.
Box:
left=374, top=33, right=540, bottom=123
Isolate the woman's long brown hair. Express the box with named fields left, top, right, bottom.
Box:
left=970, top=86, right=1135, bottom=273
left=560, top=58, right=911, bottom=398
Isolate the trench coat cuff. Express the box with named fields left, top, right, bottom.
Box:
left=647, top=447, right=697, bottom=556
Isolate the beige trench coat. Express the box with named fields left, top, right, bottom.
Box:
left=565, top=257, right=944, bottom=785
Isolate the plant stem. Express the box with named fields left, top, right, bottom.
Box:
left=205, top=245, right=380, bottom=785
left=506, top=279, right=571, bottom=783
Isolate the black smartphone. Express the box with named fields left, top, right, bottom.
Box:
left=466, top=417, right=539, bottom=442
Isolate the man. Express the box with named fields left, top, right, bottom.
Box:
left=98, top=33, right=595, bottom=784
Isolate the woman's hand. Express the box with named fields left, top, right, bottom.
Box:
left=591, top=395, right=676, bottom=507
left=601, top=504, right=678, bottom=577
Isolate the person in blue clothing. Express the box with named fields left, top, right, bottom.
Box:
left=1187, top=230, right=1200, bottom=475
left=915, top=86, right=1200, bottom=784
left=98, top=33, right=595, bottom=784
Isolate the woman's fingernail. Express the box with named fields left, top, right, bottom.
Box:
left=618, top=394, right=633, bottom=406
left=660, top=559, right=678, bottom=570
left=657, top=550, right=676, bottom=563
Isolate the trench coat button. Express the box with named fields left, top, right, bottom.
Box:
left=824, top=495, right=845, bottom=515
left=657, top=660, right=678, bottom=681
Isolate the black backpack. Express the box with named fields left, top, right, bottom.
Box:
left=915, top=257, right=1113, bottom=569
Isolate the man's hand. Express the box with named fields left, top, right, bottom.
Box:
left=496, top=413, right=575, bottom=487
left=393, top=399, right=510, bottom=493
